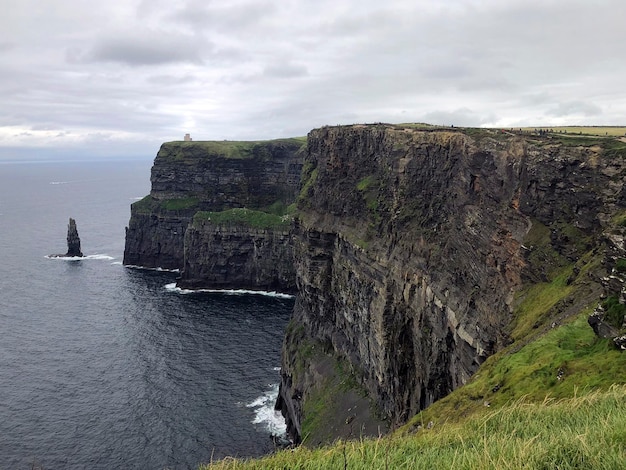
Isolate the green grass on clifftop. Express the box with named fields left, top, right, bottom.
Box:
left=163, top=138, right=306, bottom=160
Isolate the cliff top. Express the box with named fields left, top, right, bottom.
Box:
left=158, top=137, right=306, bottom=161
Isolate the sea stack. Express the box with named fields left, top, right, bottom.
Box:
left=66, top=218, right=83, bottom=257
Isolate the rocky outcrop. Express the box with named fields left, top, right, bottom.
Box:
left=50, top=217, right=83, bottom=258
left=123, top=139, right=304, bottom=288
left=276, top=125, right=626, bottom=443
left=66, top=218, right=83, bottom=257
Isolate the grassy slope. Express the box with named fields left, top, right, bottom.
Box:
left=204, top=385, right=625, bottom=469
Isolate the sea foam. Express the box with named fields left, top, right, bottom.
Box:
left=124, top=265, right=181, bottom=273
left=246, top=383, right=287, bottom=436
left=45, top=254, right=115, bottom=261
left=164, top=283, right=294, bottom=299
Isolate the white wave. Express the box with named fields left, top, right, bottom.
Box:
left=45, top=254, right=115, bottom=261
left=164, top=283, right=295, bottom=298
left=130, top=197, right=144, bottom=201
left=111, top=261, right=123, bottom=265
left=49, top=181, right=69, bottom=185
left=246, top=383, right=287, bottom=436
left=124, top=264, right=180, bottom=273
left=85, top=254, right=115, bottom=260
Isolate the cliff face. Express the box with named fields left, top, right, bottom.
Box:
left=123, top=139, right=304, bottom=288
left=180, top=220, right=296, bottom=292
left=277, top=125, right=626, bottom=443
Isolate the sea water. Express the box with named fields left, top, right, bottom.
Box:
left=0, top=159, right=293, bottom=469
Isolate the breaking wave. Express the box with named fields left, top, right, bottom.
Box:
left=124, top=265, right=181, bottom=273
left=164, top=283, right=294, bottom=299
left=45, top=254, right=115, bottom=261
left=246, top=383, right=287, bottom=436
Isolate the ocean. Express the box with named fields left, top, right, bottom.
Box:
left=0, top=159, right=293, bottom=469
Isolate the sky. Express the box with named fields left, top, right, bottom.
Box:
left=1, top=0, right=625, bottom=160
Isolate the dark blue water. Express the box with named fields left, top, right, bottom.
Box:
left=0, top=160, right=293, bottom=469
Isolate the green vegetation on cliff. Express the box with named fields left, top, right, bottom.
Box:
left=131, top=195, right=200, bottom=214
left=162, top=138, right=307, bottom=160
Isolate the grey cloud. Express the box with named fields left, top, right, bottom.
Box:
left=262, top=63, right=308, bottom=79
left=146, top=74, right=199, bottom=86
left=547, top=101, right=603, bottom=117
left=423, top=109, right=498, bottom=128
left=0, top=42, right=16, bottom=53
left=85, top=32, right=206, bottom=66
left=170, top=0, right=278, bottom=32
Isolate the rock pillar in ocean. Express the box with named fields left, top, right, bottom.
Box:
left=66, top=218, right=83, bottom=257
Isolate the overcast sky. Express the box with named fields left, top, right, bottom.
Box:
left=1, top=0, right=625, bottom=159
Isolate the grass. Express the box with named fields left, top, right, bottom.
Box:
left=519, top=126, right=626, bottom=136
left=508, top=266, right=573, bottom=341
left=162, top=138, right=306, bottom=160
left=356, top=175, right=376, bottom=191
left=192, top=208, right=292, bottom=230
left=202, top=385, right=626, bottom=469
left=162, top=197, right=199, bottom=211
left=130, top=195, right=200, bottom=214
left=602, top=296, right=626, bottom=329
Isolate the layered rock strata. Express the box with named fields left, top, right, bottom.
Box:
left=123, top=139, right=304, bottom=289
left=276, top=125, right=626, bottom=443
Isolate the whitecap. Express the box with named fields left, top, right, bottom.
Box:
left=124, top=264, right=181, bottom=273
left=246, top=383, right=287, bottom=436
left=111, top=261, right=123, bottom=266
left=45, top=254, right=115, bottom=261
left=49, top=181, right=69, bottom=185
left=85, top=254, right=115, bottom=260
left=164, top=284, right=295, bottom=299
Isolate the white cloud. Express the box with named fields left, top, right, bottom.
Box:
left=0, top=0, right=625, bottom=159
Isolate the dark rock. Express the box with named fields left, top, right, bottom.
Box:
left=66, top=218, right=83, bottom=257
left=588, top=309, right=620, bottom=338
left=50, top=217, right=83, bottom=258
left=613, top=335, right=626, bottom=350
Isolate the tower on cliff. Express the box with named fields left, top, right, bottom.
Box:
left=184, top=133, right=192, bottom=141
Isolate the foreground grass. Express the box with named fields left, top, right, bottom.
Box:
left=202, top=385, right=625, bottom=469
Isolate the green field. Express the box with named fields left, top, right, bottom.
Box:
left=519, top=126, right=626, bottom=136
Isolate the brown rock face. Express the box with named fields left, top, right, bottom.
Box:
left=276, top=125, right=626, bottom=443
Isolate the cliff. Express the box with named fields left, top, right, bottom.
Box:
left=276, top=124, right=626, bottom=444
left=123, top=139, right=304, bottom=291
